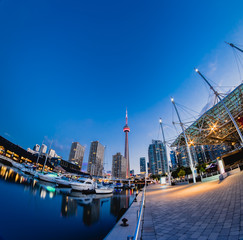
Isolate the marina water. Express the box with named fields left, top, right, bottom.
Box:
left=0, top=164, right=136, bottom=240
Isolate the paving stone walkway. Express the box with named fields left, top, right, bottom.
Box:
left=141, top=172, right=243, bottom=240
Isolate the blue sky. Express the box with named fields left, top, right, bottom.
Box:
left=0, top=0, right=243, bottom=173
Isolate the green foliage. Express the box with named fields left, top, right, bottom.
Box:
left=178, top=169, right=186, bottom=178
left=196, top=163, right=206, bottom=174
left=151, top=174, right=161, bottom=181
left=171, top=166, right=191, bottom=178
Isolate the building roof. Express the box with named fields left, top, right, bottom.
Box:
left=171, top=83, right=243, bottom=147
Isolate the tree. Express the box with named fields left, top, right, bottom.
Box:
left=178, top=169, right=186, bottom=179
left=196, top=163, right=206, bottom=174
left=151, top=174, right=161, bottom=181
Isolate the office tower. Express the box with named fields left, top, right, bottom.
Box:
left=147, top=162, right=150, bottom=174
left=175, top=145, right=189, bottom=167
left=87, top=141, right=105, bottom=176
left=40, top=144, right=47, bottom=154
left=123, top=109, right=130, bottom=178
left=148, top=140, right=168, bottom=175
left=68, top=142, right=85, bottom=169
left=48, top=149, right=56, bottom=158
left=170, top=151, right=178, bottom=170
left=33, top=144, right=40, bottom=152
left=112, top=152, right=127, bottom=179
left=140, top=157, right=146, bottom=174
left=27, top=148, right=36, bottom=154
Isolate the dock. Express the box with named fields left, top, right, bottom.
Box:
left=105, top=190, right=143, bottom=240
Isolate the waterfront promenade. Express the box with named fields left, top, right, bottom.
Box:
left=141, top=172, right=243, bottom=240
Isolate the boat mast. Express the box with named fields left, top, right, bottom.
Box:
left=195, top=68, right=243, bottom=146
left=171, top=98, right=196, bottom=184
left=42, top=140, right=53, bottom=173
left=159, top=118, right=171, bottom=185
left=36, top=140, right=44, bottom=167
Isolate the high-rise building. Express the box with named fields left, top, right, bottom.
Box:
left=147, top=162, right=150, bottom=174
left=170, top=151, right=178, bottom=170
left=87, top=141, right=105, bottom=176
left=140, top=157, right=146, bottom=174
left=40, top=144, right=47, bottom=154
left=112, top=152, right=127, bottom=179
left=48, top=149, right=56, bottom=158
left=174, top=144, right=232, bottom=168
left=27, top=148, right=37, bottom=154
left=148, top=140, right=168, bottom=175
left=123, top=109, right=130, bottom=178
left=33, top=144, right=40, bottom=152
left=68, top=142, right=85, bottom=169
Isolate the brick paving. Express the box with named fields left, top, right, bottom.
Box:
left=141, top=172, right=243, bottom=240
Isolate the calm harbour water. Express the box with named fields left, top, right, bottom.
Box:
left=0, top=164, right=136, bottom=240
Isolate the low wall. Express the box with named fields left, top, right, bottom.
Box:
left=202, top=174, right=220, bottom=182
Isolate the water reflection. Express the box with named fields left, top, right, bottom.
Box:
left=61, top=196, right=78, bottom=217
left=83, top=198, right=100, bottom=225
left=0, top=163, right=136, bottom=240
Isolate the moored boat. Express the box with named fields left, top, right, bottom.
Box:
left=71, top=177, right=95, bottom=192
left=37, top=172, right=60, bottom=183
left=22, top=164, right=37, bottom=176
left=115, top=182, right=123, bottom=188
left=56, top=176, right=72, bottom=188
left=95, top=186, right=113, bottom=194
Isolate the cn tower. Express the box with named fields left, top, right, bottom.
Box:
left=123, top=109, right=130, bottom=178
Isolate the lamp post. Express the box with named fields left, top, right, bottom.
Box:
left=171, top=97, right=196, bottom=183
left=195, top=68, right=243, bottom=146
left=159, top=118, right=171, bottom=185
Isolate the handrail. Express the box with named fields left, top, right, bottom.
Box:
left=132, top=184, right=146, bottom=240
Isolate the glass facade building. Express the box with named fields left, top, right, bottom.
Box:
left=68, top=142, right=85, bottom=169
left=148, top=140, right=168, bottom=175
left=87, top=141, right=105, bottom=177
left=140, top=157, right=146, bottom=174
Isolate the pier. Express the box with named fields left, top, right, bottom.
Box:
left=141, top=171, right=243, bottom=240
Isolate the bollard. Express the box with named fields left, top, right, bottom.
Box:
left=121, top=218, right=129, bottom=227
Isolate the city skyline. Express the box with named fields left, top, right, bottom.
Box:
left=1, top=1, right=243, bottom=173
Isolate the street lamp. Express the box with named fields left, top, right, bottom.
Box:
left=171, top=97, right=196, bottom=183
left=159, top=118, right=171, bottom=185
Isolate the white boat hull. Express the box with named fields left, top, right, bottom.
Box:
left=56, top=179, right=71, bottom=187
left=71, top=182, right=95, bottom=191
left=11, top=161, right=24, bottom=170
left=38, top=173, right=58, bottom=183
left=95, top=188, right=113, bottom=194
left=22, top=168, right=36, bottom=176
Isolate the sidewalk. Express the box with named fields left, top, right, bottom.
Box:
left=141, top=172, right=243, bottom=240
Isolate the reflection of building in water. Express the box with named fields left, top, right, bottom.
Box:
left=110, top=191, right=130, bottom=217
left=61, top=196, right=78, bottom=218
left=83, top=199, right=100, bottom=226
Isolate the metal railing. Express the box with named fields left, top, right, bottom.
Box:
left=128, top=184, right=146, bottom=240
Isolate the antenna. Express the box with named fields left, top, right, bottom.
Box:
left=126, top=108, right=128, bottom=125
